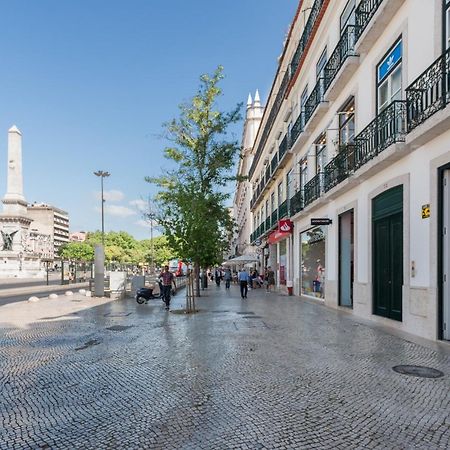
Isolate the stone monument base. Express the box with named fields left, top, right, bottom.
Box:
left=0, top=252, right=45, bottom=278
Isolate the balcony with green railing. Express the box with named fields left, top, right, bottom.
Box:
left=303, top=172, right=324, bottom=208
left=278, top=200, right=288, bottom=219
left=355, top=0, right=384, bottom=41
left=324, top=144, right=356, bottom=193
left=304, top=78, right=327, bottom=128
left=289, top=189, right=304, bottom=217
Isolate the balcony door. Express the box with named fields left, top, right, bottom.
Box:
left=339, top=210, right=354, bottom=307
left=441, top=169, right=450, bottom=340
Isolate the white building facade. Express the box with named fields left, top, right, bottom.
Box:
left=248, top=0, right=450, bottom=342
left=231, top=92, right=264, bottom=258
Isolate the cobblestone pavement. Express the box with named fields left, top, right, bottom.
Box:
left=1, top=285, right=450, bottom=449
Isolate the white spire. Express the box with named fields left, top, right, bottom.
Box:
left=8, top=125, right=21, bottom=135
left=253, top=90, right=261, bottom=107
left=247, top=93, right=253, bottom=108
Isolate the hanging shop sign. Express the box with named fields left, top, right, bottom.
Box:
left=311, top=218, right=332, bottom=226
left=278, top=219, right=294, bottom=233
left=254, top=239, right=262, bottom=247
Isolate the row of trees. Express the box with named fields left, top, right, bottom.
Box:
left=148, top=66, right=242, bottom=295
left=58, top=231, right=176, bottom=267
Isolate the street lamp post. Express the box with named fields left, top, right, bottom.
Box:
left=94, top=170, right=110, bottom=245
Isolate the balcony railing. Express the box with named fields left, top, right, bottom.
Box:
left=324, top=144, right=356, bottom=192
left=303, top=172, right=324, bottom=208
left=265, top=216, right=271, bottom=231
left=271, top=153, right=278, bottom=173
left=290, top=189, right=304, bottom=216
left=278, top=134, right=288, bottom=162
left=290, top=111, right=304, bottom=148
left=354, top=100, right=406, bottom=169
left=406, top=47, right=450, bottom=132
left=271, top=210, right=278, bottom=227
left=290, top=0, right=327, bottom=74
left=355, top=0, right=384, bottom=41
left=304, top=78, right=326, bottom=125
left=324, top=25, right=358, bottom=91
left=279, top=200, right=288, bottom=219
left=265, top=165, right=271, bottom=184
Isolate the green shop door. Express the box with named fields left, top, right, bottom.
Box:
left=372, top=186, right=403, bottom=321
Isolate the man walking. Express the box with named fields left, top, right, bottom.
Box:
left=160, top=265, right=177, bottom=310
left=238, top=268, right=249, bottom=299
left=224, top=267, right=232, bottom=289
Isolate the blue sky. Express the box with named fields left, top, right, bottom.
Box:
left=0, top=0, right=298, bottom=240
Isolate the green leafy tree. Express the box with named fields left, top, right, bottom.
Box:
left=148, top=66, right=241, bottom=295
left=58, top=242, right=94, bottom=261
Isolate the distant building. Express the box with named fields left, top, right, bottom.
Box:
left=27, top=203, right=70, bottom=256
left=70, top=231, right=87, bottom=242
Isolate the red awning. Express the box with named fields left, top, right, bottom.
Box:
left=267, top=230, right=291, bottom=245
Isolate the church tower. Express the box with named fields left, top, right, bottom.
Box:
left=231, top=91, right=265, bottom=257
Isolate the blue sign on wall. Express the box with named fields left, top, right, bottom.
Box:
left=378, top=40, right=402, bottom=82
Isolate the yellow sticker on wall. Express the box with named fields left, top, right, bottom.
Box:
left=422, top=204, right=430, bottom=219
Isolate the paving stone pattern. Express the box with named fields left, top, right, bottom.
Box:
left=1, top=286, right=450, bottom=449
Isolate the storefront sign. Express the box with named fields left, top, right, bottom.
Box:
left=267, top=229, right=292, bottom=245
left=278, top=219, right=294, bottom=233
left=378, top=39, right=402, bottom=82
left=311, top=218, right=332, bottom=226
left=422, top=204, right=430, bottom=219
left=254, top=239, right=262, bottom=246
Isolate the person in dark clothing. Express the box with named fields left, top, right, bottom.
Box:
left=160, top=265, right=177, bottom=310
left=223, top=268, right=232, bottom=289
left=215, top=268, right=222, bottom=286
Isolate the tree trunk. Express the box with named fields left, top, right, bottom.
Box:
left=194, top=261, right=201, bottom=297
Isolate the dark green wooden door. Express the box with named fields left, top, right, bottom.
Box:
left=373, top=187, right=403, bottom=321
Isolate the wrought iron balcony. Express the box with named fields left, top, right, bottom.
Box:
left=290, top=112, right=304, bottom=149
left=324, top=25, right=358, bottom=92
left=304, top=78, right=326, bottom=125
left=355, top=0, right=384, bottom=41
left=278, top=134, right=288, bottom=162
left=265, top=165, right=271, bottom=184
left=354, top=100, right=406, bottom=169
left=324, top=144, right=356, bottom=193
left=406, top=47, right=450, bottom=132
left=271, top=153, right=278, bottom=173
left=278, top=200, right=288, bottom=219
left=265, top=216, right=271, bottom=231
left=303, top=172, right=324, bottom=208
left=289, top=189, right=304, bottom=216
left=290, top=0, right=326, bottom=74
left=271, top=210, right=278, bottom=227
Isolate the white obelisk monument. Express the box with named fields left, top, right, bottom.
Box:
left=0, top=126, right=42, bottom=278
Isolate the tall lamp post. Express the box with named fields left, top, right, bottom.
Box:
left=94, top=170, right=110, bottom=245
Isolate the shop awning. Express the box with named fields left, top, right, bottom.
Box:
left=223, top=254, right=259, bottom=265
left=267, top=229, right=291, bottom=245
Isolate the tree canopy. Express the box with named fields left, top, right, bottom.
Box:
left=147, top=66, right=241, bottom=271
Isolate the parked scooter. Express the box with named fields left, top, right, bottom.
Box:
left=135, top=280, right=163, bottom=304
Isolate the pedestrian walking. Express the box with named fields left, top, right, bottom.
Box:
left=160, top=265, right=177, bottom=310
left=215, top=268, right=222, bottom=287
left=265, top=266, right=275, bottom=292
left=238, top=268, right=249, bottom=299
left=224, top=267, right=232, bottom=289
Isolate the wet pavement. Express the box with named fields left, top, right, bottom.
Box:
left=1, top=285, right=450, bottom=449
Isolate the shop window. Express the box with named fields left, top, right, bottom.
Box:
left=315, top=133, right=327, bottom=174
left=301, top=226, right=326, bottom=298
left=377, top=39, right=402, bottom=113
left=339, top=98, right=355, bottom=146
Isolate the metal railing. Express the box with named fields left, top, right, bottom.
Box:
left=278, top=200, right=288, bottom=219
left=290, top=111, right=304, bottom=148
left=324, top=144, right=356, bottom=192
left=278, top=134, right=288, bottom=162
left=355, top=0, right=384, bottom=41
left=354, top=100, right=406, bottom=169
left=265, top=165, right=271, bottom=184
left=303, top=172, right=324, bottom=208
left=289, top=189, right=304, bottom=216
left=406, top=47, right=450, bottom=132
left=265, top=216, right=271, bottom=231
left=271, top=153, right=278, bottom=173
left=304, top=78, right=326, bottom=125
left=271, top=209, right=278, bottom=227
left=324, top=25, right=358, bottom=91
left=290, top=0, right=327, bottom=74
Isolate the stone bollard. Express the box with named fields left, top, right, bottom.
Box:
left=49, top=294, right=58, bottom=300
left=85, top=291, right=92, bottom=297
left=28, top=296, right=39, bottom=303
left=78, top=289, right=86, bottom=295
left=65, top=291, right=74, bottom=296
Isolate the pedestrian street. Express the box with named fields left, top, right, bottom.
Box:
left=1, top=284, right=449, bottom=449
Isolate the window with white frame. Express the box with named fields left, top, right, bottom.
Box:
left=315, top=134, right=327, bottom=174
left=299, top=158, right=308, bottom=191
left=271, top=192, right=275, bottom=213
left=265, top=199, right=269, bottom=219
left=377, top=38, right=402, bottom=113
left=316, top=48, right=327, bottom=80
left=278, top=181, right=284, bottom=206
left=339, top=98, right=355, bottom=146
left=286, top=169, right=294, bottom=202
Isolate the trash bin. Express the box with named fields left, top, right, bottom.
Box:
left=287, top=280, right=293, bottom=296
